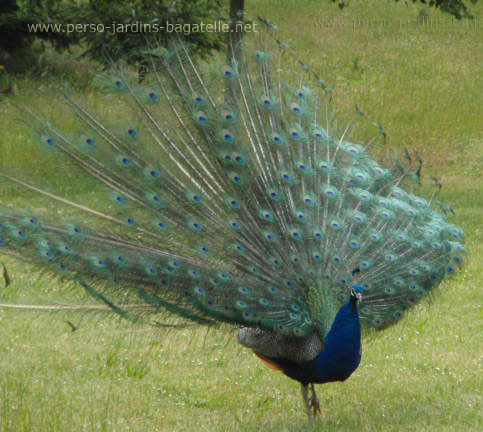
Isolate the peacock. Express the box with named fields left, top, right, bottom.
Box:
left=0, top=32, right=465, bottom=418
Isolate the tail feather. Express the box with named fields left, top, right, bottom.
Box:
left=0, top=38, right=465, bottom=338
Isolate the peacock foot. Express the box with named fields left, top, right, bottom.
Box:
left=308, top=383, right=321, bottom=417
left=301, top=383, right=321, bottom=419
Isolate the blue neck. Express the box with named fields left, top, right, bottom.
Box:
left=281, top=296, right=362, bottom=385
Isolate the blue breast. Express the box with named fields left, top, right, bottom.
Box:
left=280, top=297, right=362, bottom=385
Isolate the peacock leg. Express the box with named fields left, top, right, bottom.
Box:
left=301, top=383, right=313, bottom=419
left=308, top=383, right=321, bottom=416
left=301, top=383, right=321, bottom=419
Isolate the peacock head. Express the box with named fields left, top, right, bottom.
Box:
left=350, top=283, right=364, bottom=308
left=351, top=283, right=364, bottom=303
left=350, top=268, right=363, bottom=303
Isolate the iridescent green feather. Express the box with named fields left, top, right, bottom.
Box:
left=0, top=37, right=465, bottom=341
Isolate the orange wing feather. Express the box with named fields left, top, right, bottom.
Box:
left=253, top=351, right=283, bottom=371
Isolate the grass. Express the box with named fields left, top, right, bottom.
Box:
left=0, top=0, right=482, bottom=430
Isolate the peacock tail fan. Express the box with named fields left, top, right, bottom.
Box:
left=0, top=35, right=465, bottom=341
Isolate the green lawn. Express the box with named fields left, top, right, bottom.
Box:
left=0, top=0, right=482, bottom=430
